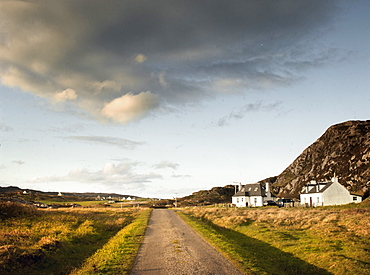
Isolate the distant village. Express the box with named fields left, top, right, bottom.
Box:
left=2, top=189, right=139, bottom=209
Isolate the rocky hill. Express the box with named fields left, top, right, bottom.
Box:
left=270, top=120, right=370, bottom=198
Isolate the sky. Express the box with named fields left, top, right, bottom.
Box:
left=0, top=1, right=369, bottom=199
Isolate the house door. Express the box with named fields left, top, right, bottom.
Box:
left=310, top=197, right=312, bottom=207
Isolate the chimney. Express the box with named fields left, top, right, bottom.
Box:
left=239, top=182, right=242, bottom=192
left=265, top=182, right=269, bottom=192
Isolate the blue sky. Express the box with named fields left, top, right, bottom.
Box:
left=1, top=1, right=369, bottom=198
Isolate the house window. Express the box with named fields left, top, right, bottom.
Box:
left=254, top=198, right=257, bottom=205
left=237, top=198, right=239, bottom=203
left=353, top=196, right=357, bottom=201
left=317, top=197, right=320, bottom=203
left=241, top=198, right=243, bottom=202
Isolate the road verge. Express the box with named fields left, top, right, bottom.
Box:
left=71, top=208, right=152, bottom=275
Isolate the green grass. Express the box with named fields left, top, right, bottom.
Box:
left=71, top=208, right=151, bottom=275
left=39, top=200, right=107, bottom=206
left=178, top=206, right=370, bottom=275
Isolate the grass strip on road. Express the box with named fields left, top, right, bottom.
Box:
left=71, top=208, right=152, bottom=275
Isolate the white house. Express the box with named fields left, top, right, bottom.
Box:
left=232, top=182, right=275, bottom=207
left=300, top=176, right=362, bottom=207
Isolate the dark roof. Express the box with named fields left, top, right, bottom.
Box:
left=302, top=181, right=333, bottom=194
left=233, top=183, right=267, bottom=197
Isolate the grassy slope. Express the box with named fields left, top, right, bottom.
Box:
left=178, top=205, right=370, bottom=275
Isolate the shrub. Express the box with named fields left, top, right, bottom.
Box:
left=0, top=202, right=39, bottom=220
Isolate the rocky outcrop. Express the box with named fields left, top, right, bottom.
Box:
left=270, top=120, right=370, bottom=198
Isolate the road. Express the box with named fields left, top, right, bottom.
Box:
left=130, top=209, right=244, bottom=275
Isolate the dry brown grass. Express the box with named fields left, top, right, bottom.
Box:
left=182, top=206, right=370, bottom=274
left=0, top=203, right=143, bottom=274
left=183, top=207, right=370, bottom=237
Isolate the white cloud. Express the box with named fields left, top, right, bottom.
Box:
left=153, top=161, right=179, bottom=170
left=53, top=88, right=77, bottom=103
left=64, top=136, right=144, bottom=149
left=101, top=91, right=159, bottom=124
left=135, top=54, right=147, bottom=63
left=28, top=162, right=162, bottom=187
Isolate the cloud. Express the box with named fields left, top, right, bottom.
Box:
left=217, top=101, right=282, bottom=127
left=12, top=160, right=25, bottom=165
left=53, top=88, right=77, bottom=103
left=135, top=54, right=147, bottom=63
left=49, top=123, right=87, bottom=134
left=64, top=136, right=144, bottom=149
left=0, top=122, right=13, bottom=132
left=153, top=161, right=179, bottom=170
left=27, top=162, right=162, bottom=187
left=101, top=91, right=159, bottom=124
left=0, top=1, right=341, bottom=124
left=171, top=174, right=191, bottom=178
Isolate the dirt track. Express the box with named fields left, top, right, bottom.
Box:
left=131, top=209, right=243, bottom=275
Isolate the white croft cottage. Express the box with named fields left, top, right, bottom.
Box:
left=232, top=182, right=275, bottom=207
left=300, top=176, right=362, bottom=207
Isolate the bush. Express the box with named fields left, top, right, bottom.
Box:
left=0, top=202, right=39, bottom=220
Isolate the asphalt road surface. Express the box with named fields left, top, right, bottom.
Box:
left=131, top=209, right=244, bottom=275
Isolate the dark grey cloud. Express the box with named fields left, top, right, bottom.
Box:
left=64, top=136, right=144, bottom=149
left=0, top=1, right=342, bottom=123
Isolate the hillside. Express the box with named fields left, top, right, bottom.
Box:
left=178, top=185, right=235, bottom=206
left=0, top=186, right=138, bottom=200
left=270, top=120, right=370, bottom=198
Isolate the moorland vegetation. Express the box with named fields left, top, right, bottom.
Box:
left=0, top=201, right=150, bottom=275
left=179, top=201, right=370, bottom=275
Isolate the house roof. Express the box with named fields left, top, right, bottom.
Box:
left=233, top=183, right=267, bottom=197
left=302, top=181, right=333, bottom=194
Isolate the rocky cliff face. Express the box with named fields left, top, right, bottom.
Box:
left=270, top=120, right=370, bottom=198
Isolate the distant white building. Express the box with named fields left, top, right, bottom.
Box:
left=300, top=176, right=362, bottom=207
left=126, top=196, right=136, bottom=201
left=232, top=182, right=275, bottom=207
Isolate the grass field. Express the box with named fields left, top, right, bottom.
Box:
left=71, top=208, right=151, bottom=275
left=178, top=204, right=370, bottom=275
left=0, top=202, right=151, bottom=275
